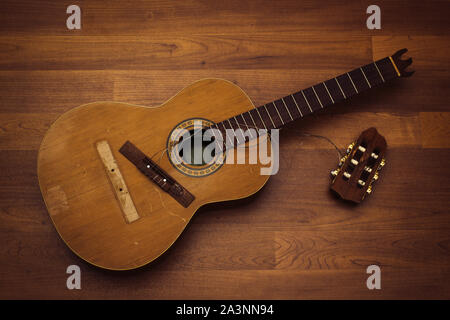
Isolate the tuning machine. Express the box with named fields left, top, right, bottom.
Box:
left=346, top=142, right=355, bottom=154
left=330, top=128, right=387, bottom=203
left=330, top=142, right=355, bottom=178
left=365, top=158, right=385, bottom=196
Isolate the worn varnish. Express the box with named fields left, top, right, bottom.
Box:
left=0, top=0, right=449, bottom=299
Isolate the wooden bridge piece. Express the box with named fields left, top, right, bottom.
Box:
left=95, top=140, right=140, bottom=223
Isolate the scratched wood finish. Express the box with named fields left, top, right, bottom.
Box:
left=0, top=0, right=449, bottom=299
left=37, top=79, right=270, bottom=270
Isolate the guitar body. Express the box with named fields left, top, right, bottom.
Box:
left=38, top=79, right=270, bottom=270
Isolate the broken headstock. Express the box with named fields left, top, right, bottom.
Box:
left=330, top=127, right=387, bottom=203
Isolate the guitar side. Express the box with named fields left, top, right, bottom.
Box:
left=37, top=79, right=270, bottom=270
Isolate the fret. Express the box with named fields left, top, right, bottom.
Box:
left=262, top=104, right=276, bottom=128
left=213, top=123, right=227, bottom=152
left=233, top=116, right=241, bottom=130
left=245, top=110, right=259, bottom=130
left=347, top=72, right=359, bottom=93
left=230, top=117, right=245, bottom=144
left=242, top=112, right=260, bottom=141
left=281, top=94, right=301, bottom=119
left=239, top=114, right=248, bottom=129
left=335, top=77, right=347, bottom=99
left=272, top=102, right=285, bottom=125
left=348, top=69, right=370, bottom=93
left=227, top=119, right=235, bottom=131
left=301, top=90, right=313, bottom=113
left=226, top=119, right=237, bottom=144
left=292, top=91, right=313, bottom=115
left=303, top=88, right=322, bottom=112
left=281, top=97, right=294, bottom=121
left=239, top=114, right=254, bottom=139
left=220, top=121, right=234, bottom=146
left=361, top=63, right=384, bottom=88
left=389, top=56, right=401, bottom=77
left=336, top=74, right=357, bottom=97
left=324, top=79, right=345, bottom=102
left=311, top=86, right=323, bottom=108
left=323, top=82, right=334, bottom=104
left=210, top=124, right=223, bottom=152
left=373, top=61, right=385, bottom=83
left=252, top=107, right=267, bottom=130
left=256, top=106, right=270, bottom=130
left=312, top=84, right=333, bottom=107
left=266, top=103, right=283, bottom=128
left=289, top=94, right=303, bottom=117
left=360, top=67, right=371, bottom=88
left=376, top=57, right=398, bottom=81
left=273, top=100, right=290, bottom=125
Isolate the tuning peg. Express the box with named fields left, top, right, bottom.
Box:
left=346, top=142, right=355, bottom=154
left=373, top=172, right=379, bottom=181
left=366, top=185, right=372, bottom=194
left=331, top=169, right=340, bottom=177
left=339, top=155, right=348, bottom=167
left=378, top=158, right=386, bottom=170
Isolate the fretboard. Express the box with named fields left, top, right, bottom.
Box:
left=211, top=55, right=401, bottom=150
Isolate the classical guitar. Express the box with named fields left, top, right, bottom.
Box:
left=38, top=49, right=413, bottom=270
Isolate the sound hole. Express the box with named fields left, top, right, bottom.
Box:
left=178, top=128, right=216, bottom=166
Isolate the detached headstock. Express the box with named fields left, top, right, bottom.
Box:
left=330, top=128, right=387, bottom=203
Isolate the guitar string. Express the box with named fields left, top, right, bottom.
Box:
left=150, top=120, right=342, bottom=166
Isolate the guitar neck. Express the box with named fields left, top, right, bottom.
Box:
left=215, top=51, right=410, bottom=136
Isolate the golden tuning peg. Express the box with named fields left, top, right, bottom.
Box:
left=346, top=142, right=355, bottom=154
left=379, top=158, right=386, bottom=169
left=373, top=172, right=379, bottom=181
left=331, top=169, right=340, bottom=177
left=366, top=185, right=372, bottom=194
left=339, top=155, right=348, bottom=167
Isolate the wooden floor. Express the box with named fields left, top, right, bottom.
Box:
left=1, top=0, right=449, bottom=299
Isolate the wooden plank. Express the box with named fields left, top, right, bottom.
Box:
left=0, top=112, right=421, bottom=151
left=0, top=151, right=42, bottom=207
left=274, top=230, right=450, bottom=270
left=420, top=112, right=450, bottom=148
left=0, top=71, right=113, bottom=113
left=0, top=0, right=448, bottom=36
left=0, top=113, right=58, bottom=150
left=1, top=267, right=449, bottom=299
left=0, top=34, right=371, bottom=70
left=280, top=112, right=421, bottom=149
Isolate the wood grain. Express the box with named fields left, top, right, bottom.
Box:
left=0, top=0, right=449, bottom=299
left=420, top=112, right=450, bottom=148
